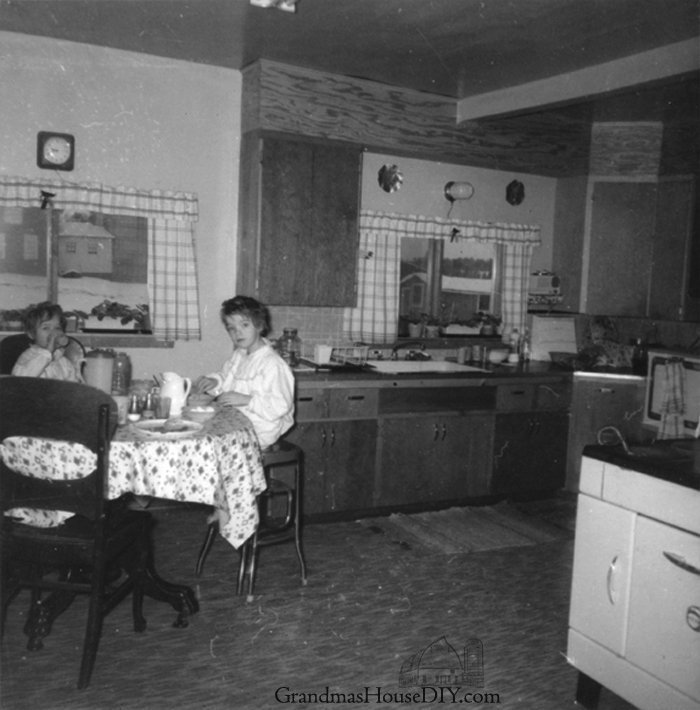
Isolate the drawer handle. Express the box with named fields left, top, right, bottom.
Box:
left=663, top=551, right=700, bottom=577
left=510, top=390, right=527, bottom=396
left=442, top=424, right=447, bottom=441
left=330, top=427, right=336, bottom=447
left=687, top=606, right=700, bottom=632
left=433, top=424, right=439, bottom=441
left=321, top=427, right=327, bottom=447
left=596, top=387, right=615, bottom=394
left=606, top=555, right=619, bottom=604
left=346, top=395, right=365, bottom=401
left=298, top=396, right=314, bottom=402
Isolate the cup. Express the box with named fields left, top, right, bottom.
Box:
left=156, top=396, right=171, bottom=419
left=112, top=395, right=129, bottom=427
left=314, top=344, right=333, bottom=365
left=471, top=345, right=483, bottom=363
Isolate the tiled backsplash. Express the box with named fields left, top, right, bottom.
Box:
left=267, top=306, right=351, bottom=357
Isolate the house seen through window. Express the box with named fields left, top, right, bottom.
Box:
left=399, top=237, right=497, bottom=335
left=0, top=206, right=150, bottom=331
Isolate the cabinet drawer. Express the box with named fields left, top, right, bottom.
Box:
left=496, top=384, right=535, bottom=411
left=626, top=515, right=700, bottom=701
left=379, top=386, right=495, bottom=414
left=535, top=381, right=571, bottom=410
left=295, top=390, right=328, bottom=420
left=328, top=388, right=378, bottom=419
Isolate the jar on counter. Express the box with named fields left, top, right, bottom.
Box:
left=278, top=328, right=302, bottom=368
left=111, top=352, right=132, bottom=396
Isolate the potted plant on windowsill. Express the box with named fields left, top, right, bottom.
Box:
left=0, top=308, right=26, bottom=331
left=467, top=312, right=502, bottom=336
left=82, top=300, right=150, bottom=332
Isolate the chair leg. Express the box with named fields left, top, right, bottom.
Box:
left=195, top=522, right=218, bottom=577
left=293, top=463, right=307, bottom=585
left=78, top=572, right=106, bottom=689
left=246, top=533, right=259, bottom=602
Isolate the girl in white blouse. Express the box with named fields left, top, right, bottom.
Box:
left=193, top=296, right=294, bottom=449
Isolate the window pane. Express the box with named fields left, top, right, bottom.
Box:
left=399, top=236, right=496, bottom=332
left=0, top=206, right=149, bottom=322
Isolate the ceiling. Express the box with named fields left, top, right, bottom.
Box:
left=1, top=0, right=698, bottom=107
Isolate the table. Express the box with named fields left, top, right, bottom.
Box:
left=3, top=405, right=265, bottom=636
left=111, top=406, right=266, bottom=550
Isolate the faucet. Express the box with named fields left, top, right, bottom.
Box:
left=391, top=341, right=431, bottom=361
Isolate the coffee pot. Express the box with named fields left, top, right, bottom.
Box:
left=158, top=371, right=191, bottom=418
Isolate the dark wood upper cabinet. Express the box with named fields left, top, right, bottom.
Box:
left=237, top=132, right=361, bottom=306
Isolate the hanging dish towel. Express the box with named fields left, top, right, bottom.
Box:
left=658, top=360, right=686, bottom=439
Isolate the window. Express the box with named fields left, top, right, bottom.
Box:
left=0, top=206, right=150, bottom=331
left=399, top=236, right=497, bottom=332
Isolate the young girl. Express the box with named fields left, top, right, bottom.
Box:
left=194, top=296, right=294, bottom=449
left=12, top=302, right=83, bottom=381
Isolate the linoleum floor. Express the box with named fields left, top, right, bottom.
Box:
left=1, top=499, right=636, bottom=710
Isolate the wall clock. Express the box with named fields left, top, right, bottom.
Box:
left=37, top=131, right=75, bottom=171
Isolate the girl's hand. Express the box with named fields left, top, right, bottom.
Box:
left=217, top=391, right=251, bottom=408
left=194, top=376, right=217, bottom=394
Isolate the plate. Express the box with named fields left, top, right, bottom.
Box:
left=131, top=418, right=203, bottom=440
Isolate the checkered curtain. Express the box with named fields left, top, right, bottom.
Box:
left=0, top=177, right=201, bottom=340
left=343, top=211, right=540, bottom=343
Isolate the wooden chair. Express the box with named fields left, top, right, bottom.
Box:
left=0, top=377, right=151, bottom=689
left=195, top=440, right=307, bottom=600
left=0, top=333, right=31, bottom=374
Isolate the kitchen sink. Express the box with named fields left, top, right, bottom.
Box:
left=367, top=360, right=490, bottom=374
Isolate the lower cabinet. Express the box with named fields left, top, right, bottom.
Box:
left=286, top=419, right=376, bottom=516
left=565, top=376, right=646, bottom=492
left=377, top=412, right=493, bottom=506
left=492, top=411, right=568, bottom=496
left=568, top=456, right=700, bottom=710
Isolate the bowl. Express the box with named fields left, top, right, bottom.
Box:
left=488, top=348, right=510, bottom=364
left=183, top=405, right=216, bottom=423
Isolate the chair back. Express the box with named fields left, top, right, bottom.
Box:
left=0, top=334, right=31, bottom=375
left=0, top=377, right=117, bottom=521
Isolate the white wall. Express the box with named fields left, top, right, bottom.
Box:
left=361, top=152, right=556, bottom=272
left=0, top=31, right=242, bottom=380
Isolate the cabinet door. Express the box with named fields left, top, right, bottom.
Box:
left=585, top=181, right=657, bottom=316
left=493, top=412, right=568, bottom=496
left=378, top=417, right=439, bottom=506
left=258, top=137, right=360, bottom=306
left=285, top=421, right=329, bottom=516
left=440, top=412, right=493, bottom=498
left=324, top=419, right=376, bottom=513
left=565, top=379, right=645, bottom=492
left=626, top=516, right=700, bottom=700
left=569, top=495, right=635, bottom=655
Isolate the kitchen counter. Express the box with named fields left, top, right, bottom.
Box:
left=583, top=442, right=700, bottom=491
left=293, top=359, right=571, bottom=387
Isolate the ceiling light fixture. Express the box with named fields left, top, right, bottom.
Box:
left=250, top=0, right=298, bottom=12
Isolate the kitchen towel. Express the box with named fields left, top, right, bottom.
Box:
left=658, top=359, right=686, bottom=439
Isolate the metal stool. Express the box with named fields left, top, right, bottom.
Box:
left=195, top=440, right=307, bottom=600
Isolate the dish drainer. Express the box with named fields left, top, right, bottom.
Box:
left=329, top=345, right=369, bottom=367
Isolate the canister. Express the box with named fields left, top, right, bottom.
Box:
left=83, top=349, right=115, bottom=394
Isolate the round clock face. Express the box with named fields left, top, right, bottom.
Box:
left=37, top=131, right=74, bottom=170
left=43, top=136, right=72, bottom=164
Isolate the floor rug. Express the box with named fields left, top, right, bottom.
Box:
left=359, top=500, right=575, bottom=554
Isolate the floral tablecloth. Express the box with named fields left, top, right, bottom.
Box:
left=111, top=408, right=265, bottom=549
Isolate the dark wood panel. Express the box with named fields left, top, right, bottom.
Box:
left=649, top=177, right=694, bottom=320
left=586, top=181, right=657, bottom=316
left=243, top=60, right=591, bottom=177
